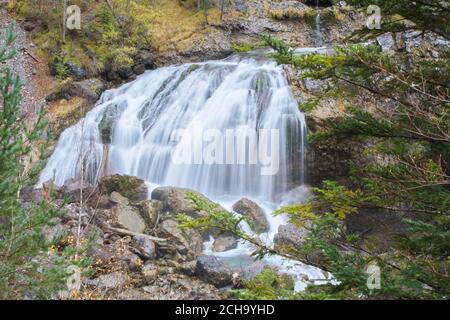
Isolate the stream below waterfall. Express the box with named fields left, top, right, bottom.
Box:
left=39, top=48, right=332, bottom=290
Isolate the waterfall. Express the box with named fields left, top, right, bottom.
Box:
left=38, top=51, right=329, bottom=291
left=39, top=52, right=308, bottom=203
left=315, top=0, right=324, bottom=47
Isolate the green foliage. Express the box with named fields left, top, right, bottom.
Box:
left=91, top=1, right=150, bottom=69
left=262, top=34, right=293, bottom=57
left=343, top=0, right=449, bottom=41
left=275, top=181, right=379, bottom=223
left=260, top=1, right=450, bottom=300
left=198, top=0, right=214, bottom=24
left=125, top=1, right=450, bottom=301
left=177, top=192, right=247, bottom=236
left=235, top=268, right=296, bottom=300
left=10, top=0, right=156, bottom=71
left=198, top=0, right=214, bottom=11
left=55, top=58, right=70, bottom=80
left=231, top=43, right=255, bottom=53
left=0, top=26, right=83, bottom=299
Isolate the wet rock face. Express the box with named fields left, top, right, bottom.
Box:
left=232, top=198, right=269, bottom=233
left=305, top=136, right=357, bottom=187
left=98, top=103, right=126, bottom=144
left=195, top=255, right=233, bottom=288
left=99, top=175, right=148, bottom=202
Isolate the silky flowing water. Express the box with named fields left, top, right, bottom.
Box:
left=39, top=49, right=330, bottom=290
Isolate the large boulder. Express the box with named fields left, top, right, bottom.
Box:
left=232, top=198, right=269, bottom=233
left=151, top=187, right=213, bottom=217
left=99, top=175, right=148, bottom=202
left=64, top=61, right=87, bottom=80
left=65, top=78, right=106, bottom=102
left=212, top=233, right=238, bottom=252
left=112, top=203, right=147, bottom=233
left=274, top=223, right=326, bottom=266
left=158, top=219, right=203, bottom=257
left=195, top=255, right=233, bottom=288
left=274, top=224, right=309, bottom=250
left=118, top=66, right=134, bottom=80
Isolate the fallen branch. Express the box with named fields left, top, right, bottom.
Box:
left=21, top=48, right=40, bottom=63
left=103, top=225, right=167, bottom=242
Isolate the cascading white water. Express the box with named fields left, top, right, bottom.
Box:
left=39, top=51, right=329, bottom=290
left=315, top=0, right=324, bottom=47
left=39, top=53, right=307, bottom=202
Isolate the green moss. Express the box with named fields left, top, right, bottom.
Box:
left=232, top=41, right=268, bottom=53
left=232, top=43, right=254, bottom=53
left=304, top=8, right=319, bottom=27
left=99, top=174, right=146, bottom=200
left=9, top=0, right=228, bottom=74
left=55, top=59, right=70, bottom=80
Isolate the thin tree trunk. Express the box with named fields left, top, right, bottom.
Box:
left=99, top=144, right=109, bottom=182
left=62, top=0, right=67, bottom=43
left=75, top=104, right=85, bottom=258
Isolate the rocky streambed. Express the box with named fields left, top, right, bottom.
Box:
left=22, top=174, right=322, bottom=299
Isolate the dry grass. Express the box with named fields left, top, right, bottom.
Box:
left=268, top=6, right=314, bottom=21
left=149, top=0, right=221, bottom=53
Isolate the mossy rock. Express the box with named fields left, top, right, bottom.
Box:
left=98, top=103, right=125, bottom=144
left=99, top=175, right=148, bottom=202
